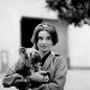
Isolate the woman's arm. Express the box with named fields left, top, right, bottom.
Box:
left=37, top=56, right=68, bottom=90
left=2, top=60, right=23, bottom=87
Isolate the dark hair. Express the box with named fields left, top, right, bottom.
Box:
left=31, top=23, right=58, bottom=46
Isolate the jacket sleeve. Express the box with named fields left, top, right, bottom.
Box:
left=2, top=60, right=23, bottom=87
left=37, top=56, right=68, bottom=90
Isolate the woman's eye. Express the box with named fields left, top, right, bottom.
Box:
left=38, top=37, right=43, bottom=40
left=47, top=36, right=52, bottom=40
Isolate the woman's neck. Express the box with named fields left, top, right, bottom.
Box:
left=39, top=50, right=50, bottom=58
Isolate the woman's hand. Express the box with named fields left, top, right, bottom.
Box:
left=35, top=71, right=49, bottom=82
left=27, top=71, right=49, bottom=83
left=27, top=72, right=43, bottom=82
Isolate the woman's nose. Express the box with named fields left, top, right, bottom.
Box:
left=42, top=39, right=47, bottom=44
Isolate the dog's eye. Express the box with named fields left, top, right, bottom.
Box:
left=34, top=52, right=37, bottom=55
left=29, top=53, right=32, bottom=56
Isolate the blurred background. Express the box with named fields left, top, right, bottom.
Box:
left=0, top=0, right=90, bottom=90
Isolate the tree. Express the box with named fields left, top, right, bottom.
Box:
left=46, top=0, right=90, bottom=26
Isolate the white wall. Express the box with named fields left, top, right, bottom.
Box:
left=68, top=24, right=90, bottom=67
left=0, top=1, right=20, bottom=67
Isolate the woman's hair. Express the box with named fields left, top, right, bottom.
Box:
left=31, top=23, right=58, bottom=46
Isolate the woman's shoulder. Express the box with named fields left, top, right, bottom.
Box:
left=51, top=51, right=66, bottom=63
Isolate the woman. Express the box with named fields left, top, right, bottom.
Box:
left=30, top=23, right=67, bottom=90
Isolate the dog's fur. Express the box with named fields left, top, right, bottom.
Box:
left=2, top=47, right=49, bottom=90
left=17, top=47, right=42, bottom=77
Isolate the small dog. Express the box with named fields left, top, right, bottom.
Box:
left=2, top=47, right=49, bottom=90
left=14, top=47, right=43, bottom=89
left=17, top=47, right=42, bottom=77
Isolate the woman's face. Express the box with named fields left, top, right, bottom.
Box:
left=37, top=30, right=53, bottom=53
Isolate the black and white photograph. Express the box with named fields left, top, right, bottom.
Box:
left=0, top=0, right=90, bottom=90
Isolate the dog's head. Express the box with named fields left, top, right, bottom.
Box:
left=19, top=47, right=42, bottom=67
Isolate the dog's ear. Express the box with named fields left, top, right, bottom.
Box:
left=19, top=47, right=26, bottom=55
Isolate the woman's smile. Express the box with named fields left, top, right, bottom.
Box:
left=40, top=44, right=48, bottom=49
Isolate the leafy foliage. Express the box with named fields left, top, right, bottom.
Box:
left=46, top=0, right=90, bottom=26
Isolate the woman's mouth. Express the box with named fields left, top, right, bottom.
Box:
left=41, top=45, right=47, bottom=49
